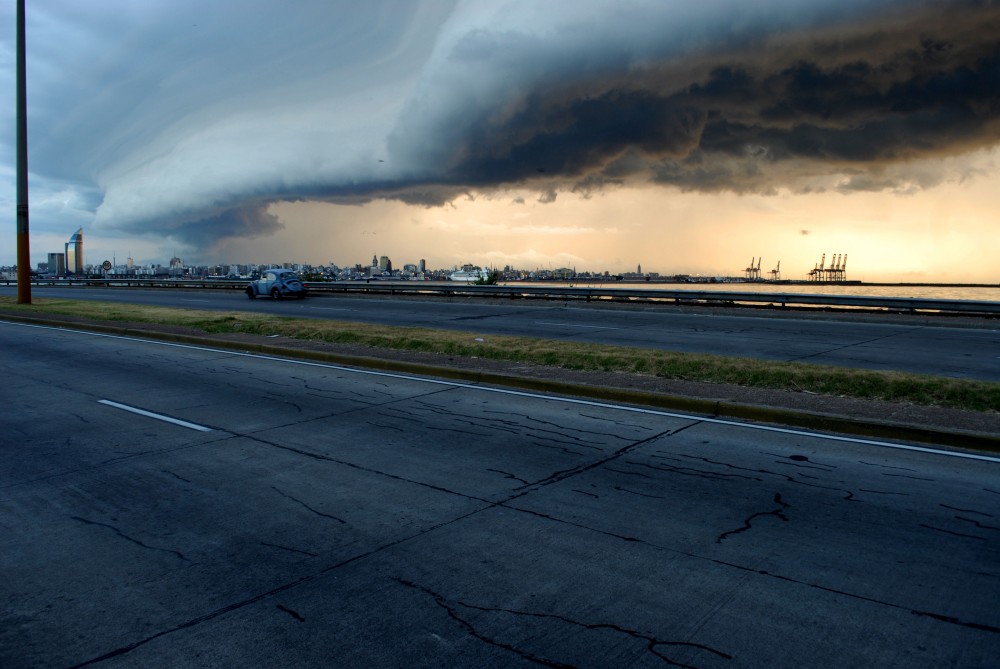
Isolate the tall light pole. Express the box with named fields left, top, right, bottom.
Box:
left=16, top=0, right=32, bottom=304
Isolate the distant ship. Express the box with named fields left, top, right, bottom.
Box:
left=448, top=265, right=492, bottom=283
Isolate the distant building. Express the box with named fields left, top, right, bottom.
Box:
left=65, top=228, right=83, bottom=275
left=418, top=259, right=426, bottom=273
left=379, top=256, right=392, bottom=273
left=47, top=252, right=65, bottom=276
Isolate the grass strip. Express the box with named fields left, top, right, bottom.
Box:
left=3, top=296, right=998, bottom=413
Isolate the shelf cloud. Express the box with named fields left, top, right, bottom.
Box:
left=4, top=0, right=999, bottom=252
left=385, top=0, right=1000, bottom=200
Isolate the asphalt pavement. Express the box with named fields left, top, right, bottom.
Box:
left=2, top=320, right=999, bottom=667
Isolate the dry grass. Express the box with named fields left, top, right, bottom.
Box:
left=3, top=296, right=998, bottom=412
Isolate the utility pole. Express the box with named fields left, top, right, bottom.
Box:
left=16, top=0, right=32, bottom=304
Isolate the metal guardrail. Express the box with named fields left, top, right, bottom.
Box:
left=3, top=278, right=999, bottom=315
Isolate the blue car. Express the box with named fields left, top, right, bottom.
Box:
left=246, top=269, right=308, bottom=299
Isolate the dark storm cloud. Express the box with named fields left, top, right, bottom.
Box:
left=386, top=0, right=1000, bottom=199
left=451, top=91, right=705, bottom=183
left=164, top=206, right=284, bottom=250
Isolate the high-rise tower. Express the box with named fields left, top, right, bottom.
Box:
left=65, top=227, right=83, bottom=275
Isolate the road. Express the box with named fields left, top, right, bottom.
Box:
left=3, top=285, right=999, bottom=381
left=2, top=320, right=998, bottom=667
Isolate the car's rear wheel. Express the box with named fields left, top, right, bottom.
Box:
left=270, top=287, right=281, bottom=299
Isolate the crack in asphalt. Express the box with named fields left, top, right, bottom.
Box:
left=70, top=516, right=189, bottom=563
left=941, top=503, right=994, bottom=517
left=577, top=412, right=658, bottom=431
left=783, top=325, right=927, bottom=363
left=395, top=577, right=733, bottom=668
left=918, top=524, right=988, bottom=541
left=858, top=460, right=918, bottom=472
left=716, top=493, right=790, bottom=544
left=956, top=516, right=1000, bottom=531
left=500, top=502, right=1000, bottom=636
left=881, top=472, right=936, bottom=482
left=448, top=308, right=541, bottom=322
left=271, top=486, right=347, bottom=524
left=68, top=501, right=496, bottom=668
left=260, top=541, right=319, bottom=557
left=365, top=420, right=408, bottom=433
left=527, top=440, right=590, bottom=456
left=858, top=488, right=908, bottom=496
left=392, top=401, right=624, bottom=447
left=237, top=383, right=459, bottom=438
left=275, top=604, right=305, bottom=622
left=626, top=459, right=764, bottom=482
left=669, top=453, right=889, bottom=498
left=249, top=436, right=491, bottom=504
left=487, top=468, right=531, bottom=486
left=614, top=485, right=666, bottom=499
left=0, top=432, right=232, bottom=495
left=514, top=424, right=695, bottom=491
left=383, top=405, right=525, bottom=438
left=481, top=408, right=636, bottom=441
left=394, top=578, right=575, bottom=668
left=161, top=469, right=192, bottom=483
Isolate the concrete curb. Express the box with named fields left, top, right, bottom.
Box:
left=4, top=314, right=999, bottom=453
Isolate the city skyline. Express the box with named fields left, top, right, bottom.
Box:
left=0, top=226, right=927, bottom=286
left=2, top=1, right=999, bottom=283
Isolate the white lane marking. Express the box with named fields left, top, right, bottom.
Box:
left=7, top=321, right=998, bottom=463
left=313, top=307, right=354, bottom=312
left=535, top=321, right=622, bottom=330
left=98, top=400, right=213, bottom=432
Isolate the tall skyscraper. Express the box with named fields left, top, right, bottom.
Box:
left=65, top=227, right=83, bottom=275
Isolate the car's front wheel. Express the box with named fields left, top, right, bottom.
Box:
left=246, top=286, right=256, bottom=299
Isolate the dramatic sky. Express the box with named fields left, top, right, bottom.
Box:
left=2, top=0, right=999, bottom=281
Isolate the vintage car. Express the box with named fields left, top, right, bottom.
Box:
left=246, top=269, right=308, bottom=299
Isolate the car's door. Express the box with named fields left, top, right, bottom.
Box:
left=259, top=271, right=277, bottom=294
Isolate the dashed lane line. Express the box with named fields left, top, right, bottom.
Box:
left=98, top=400, right=213, bottom=432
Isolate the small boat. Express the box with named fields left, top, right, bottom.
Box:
left=448, top=265, right=492, bottom=283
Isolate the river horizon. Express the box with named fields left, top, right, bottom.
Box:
left=493, top=280, right=1000, bottom=302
